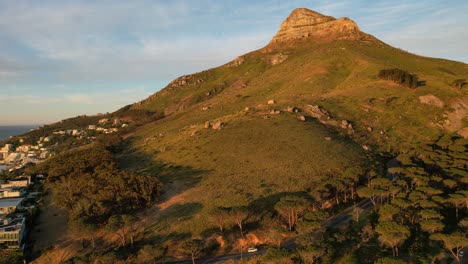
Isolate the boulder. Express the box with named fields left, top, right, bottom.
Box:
left=287, top=106, right=296, bottom=113
left=303, top=105, right=329, bottom=119
left=270, top=109, right=281, bottom=114
left=418, top=94, right=445, bottom=108
left=298, top=115, right=306, bottom=122
left=341, top=120, right=349, bottom=128
left=204, top=122, right=211, bottom=129
left=267, top=99, right=276, bottom=105
left=245, top=107, right=250, bottom=112
left=324, top=137, right=332, bottom=141
left=268, top=53, right=288, bottom=65
left=212, top=121, right=224, bottom=130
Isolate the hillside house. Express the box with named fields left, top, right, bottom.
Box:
left=0, top=214, right=26, bottom=249
left=0, top=188, right=25, bottom=198
left=0, top=176, right=31, bottom=188
left=0, top=198, right=24, bottom=215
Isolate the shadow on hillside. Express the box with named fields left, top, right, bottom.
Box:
left=248, top=191, right=311, bottom=213
left=117, top=141, right=208, bottom=206
left=159, top=202, right=203, bottom=221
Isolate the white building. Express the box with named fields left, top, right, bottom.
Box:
left=0, top=189, right=25, bottom=198
left=0, top=177, right=31, bottom=189
left=0, top=198, right=24, bottom=215
left=1, top=144, right=13, bottom=152
left=0, top=214, right=26, bottom=249
left=5, top=153, right=23, bottom=164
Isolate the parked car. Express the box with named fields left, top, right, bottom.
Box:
left=247, top=247, right=258, bottom=253
left=459, top=250, right=464, bottom=257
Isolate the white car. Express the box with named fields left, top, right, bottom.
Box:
left=247, top=247, right=258, bottom=253
left=459, top=250, right=464, bottom=257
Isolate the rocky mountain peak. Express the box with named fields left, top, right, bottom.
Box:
left=269, top=8, right=362, bottom=44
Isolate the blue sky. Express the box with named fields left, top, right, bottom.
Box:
left=1, top=0, right=467, bottom=125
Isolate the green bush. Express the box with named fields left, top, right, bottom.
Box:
left=378, top=68, right=419, bottom=88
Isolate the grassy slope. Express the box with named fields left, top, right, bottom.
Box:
left=125, top=38, right=468, bottom=239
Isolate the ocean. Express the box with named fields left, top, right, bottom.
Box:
left=0, top=125, right=38, bottom=141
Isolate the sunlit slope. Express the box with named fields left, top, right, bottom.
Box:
left=122, top=8, right=468, bottom=237
left=135, top=38, right=467, bottom=150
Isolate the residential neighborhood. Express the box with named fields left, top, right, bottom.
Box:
left=0, top=117, right=127, bottom=254
left=0, top=175, right=39, bottom=250
left=0, top=118, right=127, bottom=171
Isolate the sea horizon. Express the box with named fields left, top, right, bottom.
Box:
left=0, top=124, right=40, bottom=141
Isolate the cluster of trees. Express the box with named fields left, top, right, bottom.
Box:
left=113, top=106, right=164, bottom=126
left=37, top=139, right=161, bottom=225
left=350, top=135, right=467, bottom=262
left=378, top=68, right=419, bottom=88
left=254, top=135, right=466, bottom=263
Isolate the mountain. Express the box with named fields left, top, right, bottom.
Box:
left=29, top=8, right=467, bottom=263
left=119, top=4, right=467, bottom=247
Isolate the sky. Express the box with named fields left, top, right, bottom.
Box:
left=1, top=0, right=467, bottom=125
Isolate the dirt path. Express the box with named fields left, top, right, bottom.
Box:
left=29, top=194, right=69, bottom=254
left=157, top=181, right=192, bottom=210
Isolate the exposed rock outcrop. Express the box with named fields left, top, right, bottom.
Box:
left=443, top=98, right=468, bottom=138
left=268, top=53, right=288, bottom=65
left=226, top=56, right=245, bottom=67
left=269, top=8, right=368, bottom=44
left=303, top=105, right=330, bottom=120
left=419, top=94, right=445, bottom=108
left=212, top=121, right=224, bottom=130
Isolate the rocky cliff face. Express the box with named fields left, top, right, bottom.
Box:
left=269, top=8, right=365, bottom=44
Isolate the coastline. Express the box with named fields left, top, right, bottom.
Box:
left=0, top=125, right=39, bottom=141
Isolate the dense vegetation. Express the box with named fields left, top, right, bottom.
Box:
left=36, top=137, right=161, bottom=224
left=378, top=68, right=419, bottom=88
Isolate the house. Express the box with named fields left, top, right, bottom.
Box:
left=0, top=176, right=31, bottom=189
left=99, top=118, right=110, bottom=124
left=16, top=145, right=32, bottom=153
left=0, top=188, right=25, bottom=198
left=0, top=198, right=24, bottom=215
left=5, top=153, right=23, bottom=164
left=0, top=214, right=26, bottom=249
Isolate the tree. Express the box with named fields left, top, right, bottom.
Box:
left=181, top=239, right=204, bottom=264
left=69, top=219, right=98, bottom=249
left=447, top=193, right=466, bottom=218
left=430, top=233, right=468, bottom=263
left=298, top=247, right=324, bottom=264
left=357, top=186, right=381, bottom=206
left=137, top=245, right=167, bottom=264
left=374, top=257, right=406, bottom=264
left=208, top=207, right=230, bottom=233
left=106, top=214, right=136, bottom=249
left=379, top=204, right=399, bottom=222
left=275, top=196, right=310, bottom=231
left=228, top=207, right=249, bottom=238
left=420, top=219, right=444, bottom=234
left=375, top=221, right=410, bottom=257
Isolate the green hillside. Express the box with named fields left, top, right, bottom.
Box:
left=27, top=8, right=467, bottom=264
left=121, top=8, right=467, bottom=261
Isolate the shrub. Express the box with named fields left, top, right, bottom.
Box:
left=378, top=68, right=419, bottom=88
